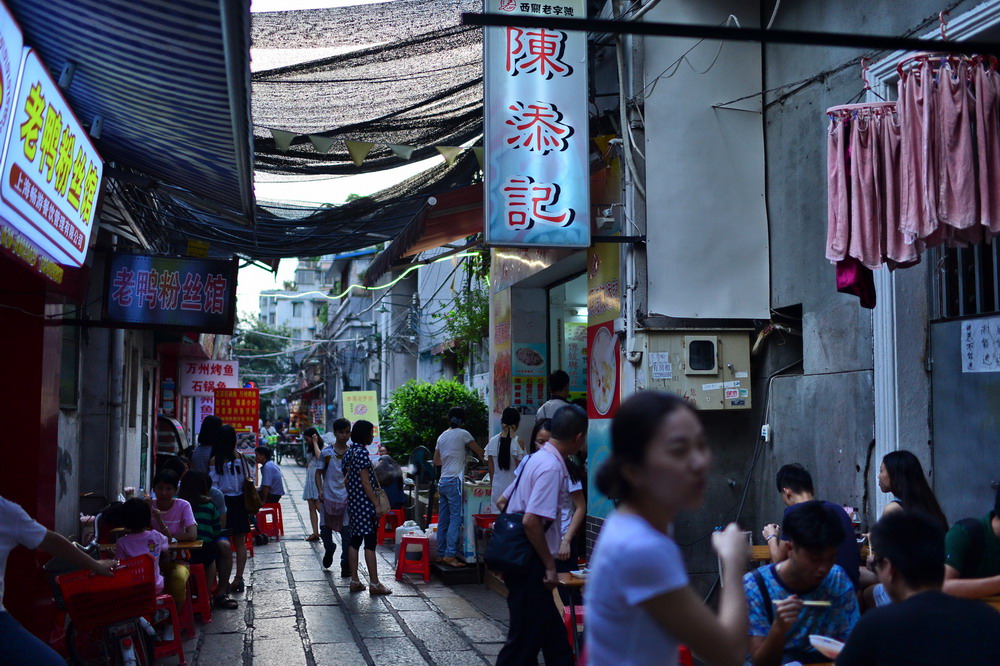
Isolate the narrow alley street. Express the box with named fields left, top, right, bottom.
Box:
left=174, top=462, right=509, bottom=665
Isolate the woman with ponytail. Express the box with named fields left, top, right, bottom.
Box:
left=485, top=407, right=525, bottom=511
left=586, top=391, right=749, bottom=666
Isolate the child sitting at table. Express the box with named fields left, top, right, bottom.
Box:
left=150, top=469, right=197, bottom=609
left=178, top=470, right=237, bottom=610
left=115, top=498, right=169, bottom=596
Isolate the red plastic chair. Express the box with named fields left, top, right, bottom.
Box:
left=188, top=563, right=212, bottom=623
left=377, top=509, right=405, bottom=545
left=257, top=507, right=281, bottom=541
left=395, top=535, right=431, bottom=582
left=563, top=604, right=585, bottom=654
left=678, top=645, right=693, bottom=666
left=153, top=593, right=187, bottom=665
left=263, top=502, right=284, bottom=536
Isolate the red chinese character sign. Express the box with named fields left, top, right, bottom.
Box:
left=485, top=1, right=589, bottom=248
left=0, top=50, right=103, bottom=267
left=103, top=253, right=238, bottom=333
left=178, top=359, right=240, bottom=398
left=214, top=388, right=259, bottom=436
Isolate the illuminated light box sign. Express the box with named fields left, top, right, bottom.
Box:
left=178, top=359, right=239, bottom=397
left=484, top=0, right=589, bottom=248
left=103, top=253, right=238, bottom=333
left=0, top=49, right=103, bottom=267
left=214, top=388, right=259, bottom=434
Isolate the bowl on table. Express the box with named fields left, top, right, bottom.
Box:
left=809, top=634, right=844, bottom=659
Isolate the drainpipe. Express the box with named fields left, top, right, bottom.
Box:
left=107, top=238, right=125, bottom=500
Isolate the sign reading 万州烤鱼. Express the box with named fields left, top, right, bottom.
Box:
left=484, top=0, right=589, bottom=248
left=0, top=49, right=103, bottom=267
left=179, top=359, right=240, bottom=397
left=214, top=388, right=259, bottom=433
left=104, top=254, right=238, bottom=333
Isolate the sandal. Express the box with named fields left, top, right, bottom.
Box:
left=305, top=534, right=320, bottom=542
left=369, top=583, right=393, bottom=596
left=213, top=595, right=238, bottom=609
left=349, top=581, right=367, bottom=593
left=231, top=577, right=245, bottom=594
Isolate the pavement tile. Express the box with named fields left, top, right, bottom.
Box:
left=453, top=618, right=508, bottom=644
left=191, top=632, right=245, bottom=664
left=301, top=605, right=356, bottom=643
left=295, top=580, right=341, bottom=605
left=385, top=595, right=432, bottom=611
left=253, top=638, right=307, bottom=665
left=365, top=637, right=428, bottom=665
left=356, top=613, right=406, bottom=638
left=427, top=596, right=481, bottom=619
left=253, top=615, right=299, bottom=641
left=202, top=606, right=248, bottom=634
left=292, top=567, right=331, bottom=582
left=474, top=642, right=504, bottom=656
left=341, top=592, right=390, bottom=614
left=310, top=641, right=367, bottom=664
left=252, top=590, right=297, bottom=619
left=253, top=567, right=292, bottom=589
left=396, top=610, right=439, bottom=626
left=429, top=650, right=489, bottom=666
left=412, top=623, right=468, bottom=652
left=420, top=585, right=460, bottom=599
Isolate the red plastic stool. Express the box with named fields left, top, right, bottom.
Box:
left=377, top=509, right=405, bottom=545
left=678, top=645, right=693, bottom=666
left=563, top=604, right=584, bottom=651
left=244, top=530, right=255, bottom=558
left=188, top=563, right=212, bottom=623
left=263, top=502, right=284, bottom=536
left=395, top=535, right=431, bottom=582
left=153, top=594, right=186, bottom=665
left=257, top=507, right=281, bottom=541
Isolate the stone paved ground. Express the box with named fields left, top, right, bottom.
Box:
left=156, top=462, right=512, bottom=665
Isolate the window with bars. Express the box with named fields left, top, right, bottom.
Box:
left=932, top=237, right=1000, bottom=319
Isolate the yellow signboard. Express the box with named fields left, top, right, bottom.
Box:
left=342, top=390, right=380, bottom=456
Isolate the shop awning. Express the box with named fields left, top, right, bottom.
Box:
left=365, top=183, right=482, bottom=285
left=9, top=0, right=255, bottom=217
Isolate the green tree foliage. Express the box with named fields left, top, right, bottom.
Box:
left=430, top=251, right=490, bottom=372
left=379, top=379, right=487, bottom=460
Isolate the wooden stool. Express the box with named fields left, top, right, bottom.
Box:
left=395, top=535, right=431, bottom=582
left=377, top=509, right=405, bottom=545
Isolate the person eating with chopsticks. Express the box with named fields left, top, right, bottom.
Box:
left=744, top=500, right=859, bottom=665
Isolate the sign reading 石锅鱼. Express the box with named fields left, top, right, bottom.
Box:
left=484, top=0, right=589, bottom=248
left=0, top=50, right=103, bottom=267
left=103, top=254, right=238, bottom=333
left=179, top=359, right=240, bottom=397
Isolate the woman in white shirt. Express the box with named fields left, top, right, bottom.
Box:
left=586, top=391, right=749, bottom=666
left=485, top=407, right=526, bottom=511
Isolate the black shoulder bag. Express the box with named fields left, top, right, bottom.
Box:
left=485, top=455, right=538, bottom=575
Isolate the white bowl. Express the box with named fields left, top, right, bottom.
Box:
left=809, top=635, right=844, bottom=659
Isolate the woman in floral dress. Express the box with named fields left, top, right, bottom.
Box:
left=342, top=420, right=391, bottom=595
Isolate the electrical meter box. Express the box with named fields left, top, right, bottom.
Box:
left=640, top=330, right=752, bottom=410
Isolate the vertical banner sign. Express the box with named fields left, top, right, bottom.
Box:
left=178, top=359, right=240, bottom=397
left=489, top=277, right=512, bottom=435
left=484, top=0, right=589, bottom=248
left=195, top=397, right=215, bottom=436
left=342, top=391, right=381, bottom=458
left=215, top=387, right=260, bottom=455
left=104, top=254, right=238, bottom=334
left=586, top=242, right=621, bottom=521
left=0, top=50, right=103, bottom=267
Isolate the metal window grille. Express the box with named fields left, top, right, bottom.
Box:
left=932, top=236, right=1000, bottom=319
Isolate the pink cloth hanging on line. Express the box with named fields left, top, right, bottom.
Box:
left=878, top=111, right=921, bottom=266
left=975, top=63, right=1000, bottom=236
left=898, top=60, right=939, bottom=246
left=826, top=118, right=850, bottom=263
left=934, top=60, right=978, bottom=230
left=848, top=114, right=884, bottom=269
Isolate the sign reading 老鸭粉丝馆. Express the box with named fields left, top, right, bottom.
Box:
left=484, top=0, right=589, bottom=248
left=178, top=359, right=240, bottom=397
left=103, top=253, right=238, bottom=333
left=214, top=388, right=259, bottom=434
left=0, top=49, right=103, bottom=267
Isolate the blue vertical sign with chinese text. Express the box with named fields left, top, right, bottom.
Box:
left=484, top=0, right=589, bottom=248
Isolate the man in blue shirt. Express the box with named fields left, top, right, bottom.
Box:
left=255, top=446, right=284, bottom=503
left=744, top=500, right=859, bottom=665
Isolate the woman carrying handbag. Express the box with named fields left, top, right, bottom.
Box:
left=342, top=420, right=392, bottom=596
left=209, top=425, right=252, bottom=594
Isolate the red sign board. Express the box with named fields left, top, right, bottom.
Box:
left=214, top=388, right=259, bottom=434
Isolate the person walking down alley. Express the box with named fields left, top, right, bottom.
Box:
left=434, top=407, right=484, bottom=567
left=343, top=420, right=392, bottom=596
left=317, top=420, right=352, bottom=577
left=301, top=427, right=324, bottom=542
left=495, top=404, right=588, bottom=666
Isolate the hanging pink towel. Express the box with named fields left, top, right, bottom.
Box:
left=878, top=111, right=920, bottom=266
left=935, top=60, right=978, bottom=229
left=826, top=118, right=850, bottom=262
left=836, top=256, right=876, bottom=309
left=975, top=63, right=1000, bottom=236
left=899, top=60, right=940, bottom=245
left=849, top=114, right=884, bottom=269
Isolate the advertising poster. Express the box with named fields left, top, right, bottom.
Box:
left=563, top=321, right=587, bottom=393
left=342, top=390, right=381, bottom=458
left=586, top=241, right=621, bottom=521
left=484, top=0, right=590, bottom=248
left=214, top=388, right=259, bottom=455
left=512, top=342, right=546, bottom=376
left=511, top=375, right=546, bottom=414
left=178, top=359, right=240, bottom=397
